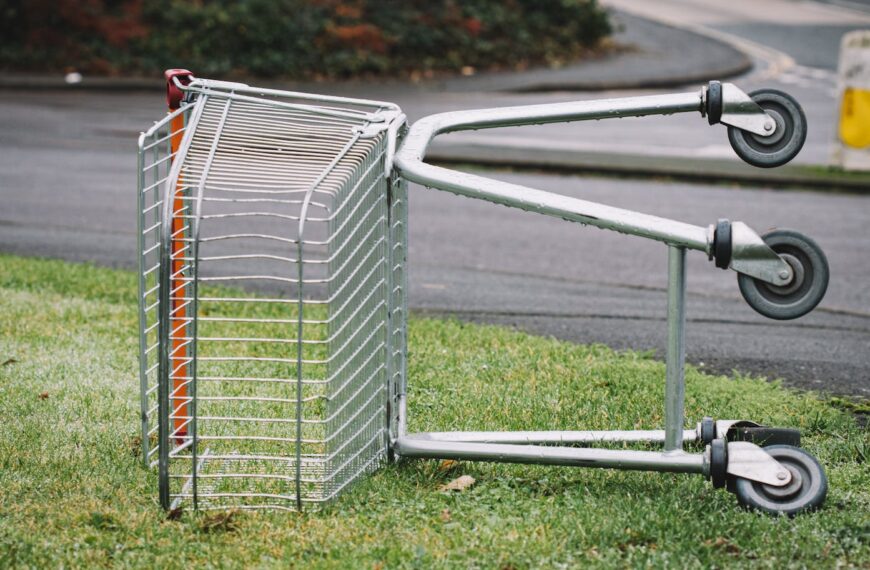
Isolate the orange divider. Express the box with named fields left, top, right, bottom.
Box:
left=169, top=111, right=188, bottom=443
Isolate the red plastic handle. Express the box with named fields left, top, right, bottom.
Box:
left=164, top=69, right=193, bottom=110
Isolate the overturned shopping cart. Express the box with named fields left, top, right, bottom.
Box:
left=137, top=70, right=829, bottom=516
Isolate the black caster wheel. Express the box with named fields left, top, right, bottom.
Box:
left=738, top=229, right=829, bottom=320
left=710, top=438, right=728, bottom=489
left=728, top=89, right=807, bottom=168
left=733, top=445, right=827, bottom=516
left=700, top=416, right=716, bottom=445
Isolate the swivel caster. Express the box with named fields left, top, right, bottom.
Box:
left=731, top=445, right=828, bottom=516
left=728, top=89, right=807, bottom=168
left=738, top=229, right=829, bottom=320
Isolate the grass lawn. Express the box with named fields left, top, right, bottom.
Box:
left=0, top=254, right=868, bottom=569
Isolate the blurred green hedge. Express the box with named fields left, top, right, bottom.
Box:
left=0, top=0, right=611, bottom=79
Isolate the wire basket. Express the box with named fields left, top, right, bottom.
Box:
left=138, top=77, right=407, bottom=511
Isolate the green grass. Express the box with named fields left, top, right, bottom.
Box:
left=0, top=254, right=868, bottom=569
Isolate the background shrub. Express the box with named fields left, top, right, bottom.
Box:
left=0, top=0, right=611, bottom=79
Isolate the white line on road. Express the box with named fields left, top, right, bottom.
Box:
left=602, top=0, right=796, bottom=81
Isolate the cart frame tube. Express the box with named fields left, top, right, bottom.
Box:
left=394, top=91, right=711, bottom=252
left=391, top=91, right=717, bottom=476
left=158, top=96, right=205, bottom=509
left=136, top=134, right=150, bottom=467
left=665, top=246, right=688, bottom=451
left=394, top=439, right=706, bottom=474
left=401, top=429, right=698, bottom=445
left=392, top=245, right=703, bottom=475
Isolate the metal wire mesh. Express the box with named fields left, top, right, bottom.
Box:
left=138, top=81, right=405, bottom=511
left=138, top=105, right=190, bottom=471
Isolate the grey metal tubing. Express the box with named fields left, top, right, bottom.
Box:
left=180, top=76, right=401, bottom=114
left=136, top=134, right=150, bottom=467
left=394, top=438, right=706, bottom=474
left=156, top=197, right=172, bottom=510
left=403, top=429, right=698, bottom=444
left=665, top=246, right=688, bottom=451
left=157, top=97, right=205, bottom=510
left=394, top=91, right=710, bottom=251
left=384, top=177, right=395, bottom=453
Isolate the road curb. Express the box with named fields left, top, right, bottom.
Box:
left=0, top=12, right=751, bottom=94
left=601, top=1, right=795, bottom=82
left=0, top=75, right=163, bottom=91
left=0, top=61, right=751, bottom=94
left=463, top=56, right=750, bottom=94
left=439, top=11, right=751, bottom=93
left=427, top=141, right=870, bottom=193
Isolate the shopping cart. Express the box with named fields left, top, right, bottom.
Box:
left=137, top=69, right=829, bottom=516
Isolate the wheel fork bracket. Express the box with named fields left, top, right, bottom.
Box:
left=712, top=82, right=778, bottom=136
left=727, top=441, right=792, bottom=486
left=727, top=222, right=794, bottom=286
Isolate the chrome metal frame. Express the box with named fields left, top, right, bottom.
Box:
left=138, top=106, right=191, bottom=470
left=391, top=84, right=794, bottom=488
left=140, top=78, right=798, bottom=514
left=391, top=244, right=712, bottom=480
left=393, top=85, right=793, bottom=286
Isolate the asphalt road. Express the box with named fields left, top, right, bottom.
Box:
left=598, top=0, right=870, bottom=165
left=1, top=0, right=869, bottom=400
left=408, top=171, right=870, bottom=398
left=1, top=88, right=868, bottom=399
